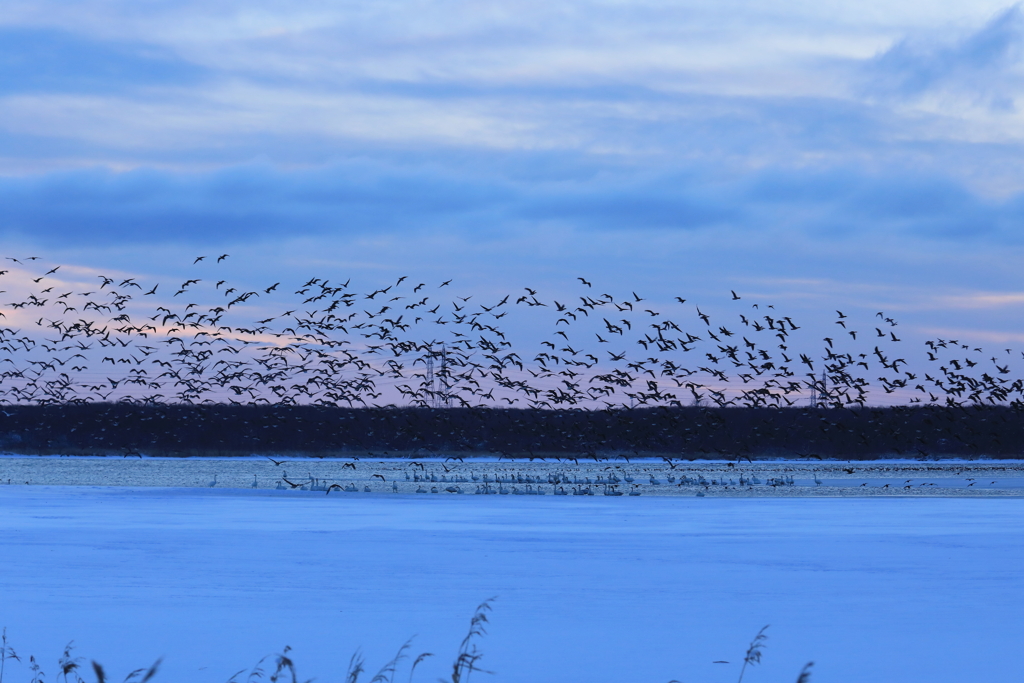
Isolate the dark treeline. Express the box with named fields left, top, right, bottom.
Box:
left=1, top=404, right=1021, bottom=459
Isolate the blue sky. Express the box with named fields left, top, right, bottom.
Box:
left=2, top=0, right=1024, bottom=352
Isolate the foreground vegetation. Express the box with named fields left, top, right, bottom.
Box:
left=1, top=602, right=813, bottom=683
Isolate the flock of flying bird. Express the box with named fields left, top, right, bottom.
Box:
left=0, top=254, right=1021, bottom=417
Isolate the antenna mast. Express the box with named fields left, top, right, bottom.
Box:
left=439, top=342, right=451, bottom=408
left=425, top=355, right=435, bottom=407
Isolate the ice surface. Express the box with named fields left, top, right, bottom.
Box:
left=2, top=456, right=1023, bottom=495
left=1, top=487, right=1021, bottom=682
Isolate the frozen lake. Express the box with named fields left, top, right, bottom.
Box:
left=1, top=486, right=1021, bottom=683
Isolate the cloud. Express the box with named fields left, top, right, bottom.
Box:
left=3, top=6, right=1024, bottom=201
left=936, top=292, right=1024, bottom=308
left=746, top=166, right=1014, bottom=238
left=0, top=26, right=206, bottom=95
left=1, top=155, right=1021, bottom=250
left=0, top=162, right=521, bottom=246
left=862, top=5, right=1024, bottom=109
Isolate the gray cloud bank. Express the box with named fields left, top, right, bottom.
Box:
left=0, top=158, right=1020, bottom=249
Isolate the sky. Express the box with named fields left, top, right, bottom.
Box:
left=1, top=1, right=1024, bottom=385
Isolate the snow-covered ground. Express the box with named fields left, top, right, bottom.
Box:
left=1, top=487, right=1021, bottom=683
